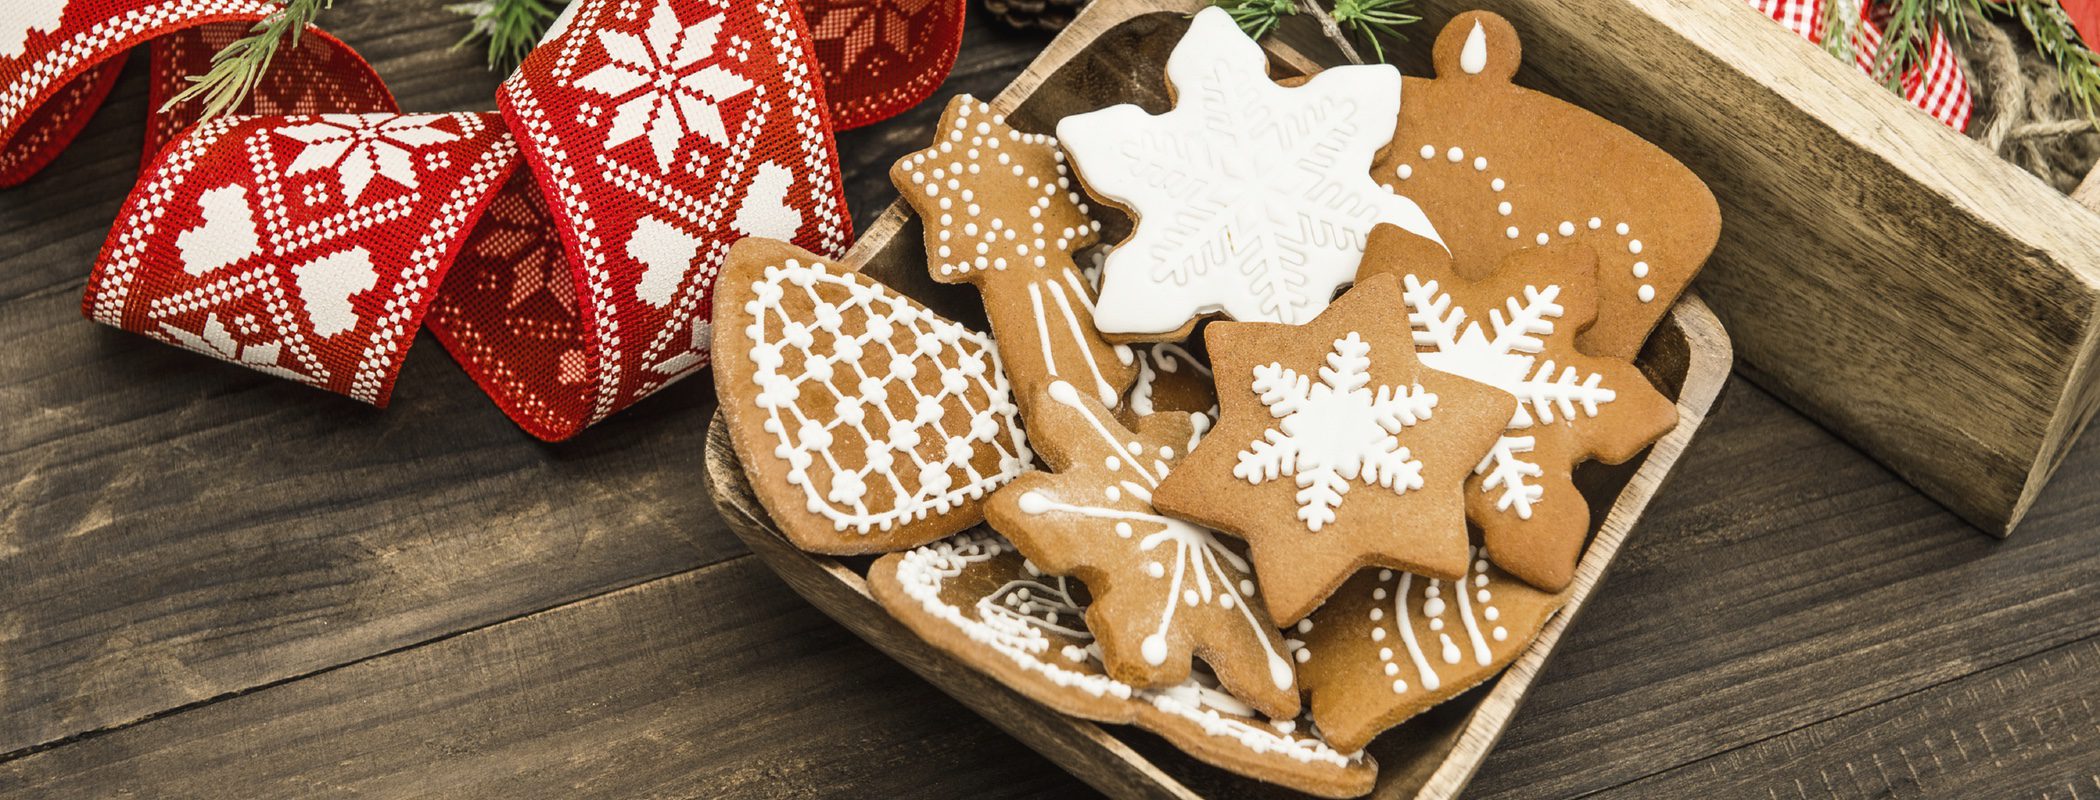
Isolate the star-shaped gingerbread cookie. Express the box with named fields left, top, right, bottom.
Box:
left=1363, top=230, right=1678, bottom=591
left=984, top=380, right=1299, bottom=719
left=1055, top=6, right=1442, bottom=340
left=891, top=95, right=1136, bottom=414
left=1152, top=273, right=1514, bottom=624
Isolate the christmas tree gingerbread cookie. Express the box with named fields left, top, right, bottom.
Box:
left=710, top=238, right=1032, bottom=554
left=891, top=95, right=1137, bottom=413
left=869, top=531, right=1377, bottom=798
left=1364, top=233, right=1678, bottom=591
left=1152, top=274, right=1515, bottom=624
left=1290, top=545, right=1567, bottom=753
left=1374, top=11, right=1721, bottom=359
left=984, top=380, right=1299, bottom=719
left=1054, top=6, right=1443, bottom=341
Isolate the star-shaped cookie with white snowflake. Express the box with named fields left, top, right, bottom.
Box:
left=1152, top=274, right=1514, bottom=624
left=1054, top=6, right=1442, bottom=341
left=984, top=380, right=1299, bottom=719
left=1362, top=230, right=1678, bottom=591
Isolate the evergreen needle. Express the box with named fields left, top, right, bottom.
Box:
left=162, top=0, right=332, bottom=121
left=450, top=0, right=570, bottom=71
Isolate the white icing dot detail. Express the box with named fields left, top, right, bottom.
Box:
left=1473, top=156, right=1487, bottom=171
left=1633, top=261, right=1650, bottom=278
left=1629, top=239, right=1644, bottom=254
left=1446, top=146, right=1464, bottom=163
left=1493, top=626, right=1508, bottom=641
left=1491, top=178, right=1506, bottom=192
left=1419, top=144, right=1436, bottom=159
left=1392, top=679, right=1408, bottom=693
left=1616, top=222, right=1631, bottom=235
left=1535, top=233, right=1549, bottom=245
left=1638, top=284, right=1657, bottom=303
left=1397, top=164, right=1413, bottom=180
left=1497, top=201, right=1512, bottom=216
left=1558, top=221, right=1575, bottom=236
left=1506, top=226, right=1520, bottom=239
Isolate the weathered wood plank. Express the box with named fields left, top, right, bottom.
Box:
left=1464, top=382, right=2100, bottom=798
left=0, top=556, right=1087, bottom=799
left=1597, top=634, right=2100, bottom=799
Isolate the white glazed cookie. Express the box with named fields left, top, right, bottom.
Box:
left=868, top=530, right=1378, bottom=798
left=711, top=238, right=1032, bottom=554
left=1055, top=6, right=1442, bottom=340
left=1292, top=547, right=1567, bottom=753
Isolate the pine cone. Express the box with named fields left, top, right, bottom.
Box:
left=982, top=0, right=1090, bottom=31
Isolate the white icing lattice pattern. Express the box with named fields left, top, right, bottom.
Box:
left=744, top=257, right=1030, bottom=534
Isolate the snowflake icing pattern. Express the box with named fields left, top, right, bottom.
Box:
left=276, top=114, right=461, bottom=204
left=1055, top=7, right=1442, bottom=336
left=1402, top=274, right=1617, bottom=519
left=1233, top=333, right=1437, bottom=531
left=573, top=0, right=754, bottom=171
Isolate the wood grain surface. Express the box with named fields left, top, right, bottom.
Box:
left=2, top=3, right=2098, bottom=798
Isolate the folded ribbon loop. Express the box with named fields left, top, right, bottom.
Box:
left=7, top=0, right=869, bottom=439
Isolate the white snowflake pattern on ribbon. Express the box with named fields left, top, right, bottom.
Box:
left=275, top=114, right=462, bottom=204
left=573, top=0, right=754, bottom=172
left=1402, top=274, right=1616, bottom=519
left=1233, top=333, right=1437, bottom=531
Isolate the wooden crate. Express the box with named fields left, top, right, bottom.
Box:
left=1370, top=0, right=2100, bottom=535
left=702, top=5, right=1730, bottom=794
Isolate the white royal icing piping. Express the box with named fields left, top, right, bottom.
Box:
left=1056, top=7, right=1443, bottom=335
left=1232, top=333, right=1436, bottom=531
left=744, top=257, right=1032, bottom=533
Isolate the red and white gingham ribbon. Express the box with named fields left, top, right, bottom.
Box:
left=1748, top=0, right=1972, bottom=131
left=1, top=0, right=965, bottom=440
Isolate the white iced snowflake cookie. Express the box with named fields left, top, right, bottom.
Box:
left=1055, top=6, right=1442, bottom=340
left=710, top=238, right=1032, bottom=555
left=1362, top=233, right=1678, bottom=592
left=868, top=530, right=1377, bottom=797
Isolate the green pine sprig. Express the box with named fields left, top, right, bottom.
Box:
left=161, top=0, right=332, bottom=120
left=1823, top=0, right=2100, bottom=125
left=1212, top=0, right=1419, bottom=62
left=449, top=0, right=571, bottom=71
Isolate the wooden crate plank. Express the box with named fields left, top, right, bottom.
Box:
left=1463, top=382, right=2100, bottom=799
left=1393, top=0, right=2100, bottom=534
left=0, top=557, right=1086, bottom=799
left=1595, top=635, right=2100, bottom=798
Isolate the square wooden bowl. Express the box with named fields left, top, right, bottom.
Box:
left=704, top=4, right=1732, bottom=796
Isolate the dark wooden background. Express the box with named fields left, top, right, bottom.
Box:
left=4, top=4, right=2099, bottom=798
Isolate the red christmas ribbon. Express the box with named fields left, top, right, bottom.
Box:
left=1, top=0, right=967, bottom=440
left=1749, top=0, right=1972, bottom=131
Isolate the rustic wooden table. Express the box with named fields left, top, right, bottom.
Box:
left=4, top=5, right=2099, bottom=798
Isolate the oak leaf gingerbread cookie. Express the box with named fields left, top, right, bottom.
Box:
left=1152, top=273, right=1514, bottom=624
left=710, top=238, right=1031, bottom=554
left=1054, top=6, right=1442, bottom=340
left=1292, top=545, right=1567, bottom=753
left=869, top=531, right=1376, bottom=798
left=891, top=95, right=1136, bottom=412
left=1373, top=11, right=1721, bottom=359
left=984, top=380, right=1299, bottom=719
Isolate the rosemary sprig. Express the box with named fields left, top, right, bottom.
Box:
left=161, top=0, right=332, bottom=120
left=2010, top=0, right=2100, bottom=122
left=449, top=0, right=571, bottom=71
left=1212, top=0, right=1419, bottom=61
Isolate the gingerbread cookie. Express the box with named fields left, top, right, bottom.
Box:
left=1292, top=546, right=1567, bottom=753
left=1365, top=233, right=1677, bottom=591
left=1125, top=342, right=1217, bottom=424
left=711, top=238, right=1032, bottom=554
left=869, top=531, right=1377, bottom=798
left=1152, top=274, right=1514, bottom=624
left=984, top=380, right=1298, bottom=719
left=891, top=95, right=1137, bottom=413
left=1373, top=11, right=1720, bottom=359
left=1055, top=6, right=1443, bottom=341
